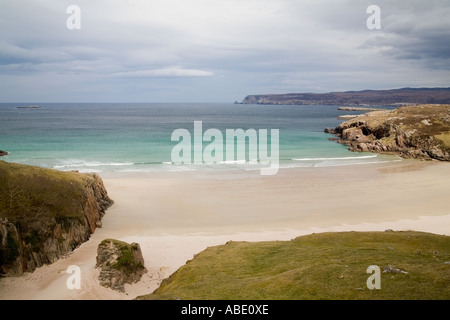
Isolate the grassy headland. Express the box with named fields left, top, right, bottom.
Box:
left=0, top=161, right=94, bottom=222
left=138, top=231, right=450, bottom=300
left=0, top=160, right=113, bottom=275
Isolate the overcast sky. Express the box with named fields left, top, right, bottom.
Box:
left=1, top=0, right=449, bottom=102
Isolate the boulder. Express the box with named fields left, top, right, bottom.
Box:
left=0, top=151, right=7, bottom=157
left=96, top=239, right=147, bottom=292
left=383, top=265, right=408, bottom=274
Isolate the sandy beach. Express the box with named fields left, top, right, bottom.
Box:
left=0, top=159, right=449, bottom=300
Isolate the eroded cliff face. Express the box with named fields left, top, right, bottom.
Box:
left=0, top=162, right=113, bottom=276
left=325, top=105, right=450, bottom=161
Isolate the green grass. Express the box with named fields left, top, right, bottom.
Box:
left=99, top=239, right=145, bottom=276
left=436, top=132, right=450, bottom=148
left=138, top=231, right=450, bottom=300
left=0, top=160, right=99, bottom=255
left=0, top=160, right=96, bottom=222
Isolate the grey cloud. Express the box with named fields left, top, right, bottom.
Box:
left=114, top=67, right=213, bottom=78
left=361, top=1, right=450, bottom=69
left=0, top=0, right=449, bottom=102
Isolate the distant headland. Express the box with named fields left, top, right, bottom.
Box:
left=240, top=87, right=450, bottom=106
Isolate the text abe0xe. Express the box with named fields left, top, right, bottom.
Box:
left=224, top=304, right=269, bottom=315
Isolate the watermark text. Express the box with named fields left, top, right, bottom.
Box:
left=171, top=121, right=279, bottom=175
left=66, top=265, right=81, bottom=290
left=367, top=5, right=381, bottom=30
left=66, top=5, right=81, bottom=30
left=366, top=265, right=381, bottom=289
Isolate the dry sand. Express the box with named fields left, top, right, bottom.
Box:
left=0, top=160, right=449, bottom=300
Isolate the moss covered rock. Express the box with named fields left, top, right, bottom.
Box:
left=96, top=239, right=147, bottom=292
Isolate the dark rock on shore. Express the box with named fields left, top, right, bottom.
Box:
left=96, top=239, right=147, bottom=292
left=0, top=151, right=7, bottom=157
left=0, top=161, right=114, bottom=275
left=325, top=104, right=450, bottom=161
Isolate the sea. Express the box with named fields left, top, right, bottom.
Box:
left=0, top=103, right=401, bottom=174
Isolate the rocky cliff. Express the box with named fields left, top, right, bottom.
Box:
left=0, top=161, right=113, bottom=275
left=325, top=104, right=450, bottom=160
left=242, top=87, right=450, bottom=106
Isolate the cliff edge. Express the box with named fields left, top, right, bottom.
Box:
left=325, top=104, right=450, bottom=160
left=0, top=161, right=113, bottom=275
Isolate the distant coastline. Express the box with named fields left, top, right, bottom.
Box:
left=240, top=87, right=450, bottom=106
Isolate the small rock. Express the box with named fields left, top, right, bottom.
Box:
left=0, top=150, right=8, bottom=157
left=383, top=265, right=408, bottom=274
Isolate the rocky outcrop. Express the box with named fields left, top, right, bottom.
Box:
left=337, top=107, right=387, bottom=111
left=325, top=104, right=450, bottom=161
left=83, top=174, right=113, bottom=233
left=242, top=87, right=450, bottom=106
left=0, top=219, right=21, bottom=274
left=96, top=239, right=147, bottom=292
left=0, top=151, right=7, bottom=157
left=0, top=161, right=113, bottom=275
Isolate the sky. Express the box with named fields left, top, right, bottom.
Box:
left=0, top=0, right=449, bottom=103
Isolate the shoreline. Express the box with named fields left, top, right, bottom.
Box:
left=0, top=159, right=449, bottom=300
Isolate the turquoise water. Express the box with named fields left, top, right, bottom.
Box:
left=0, top=103, right=400, bottom=173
